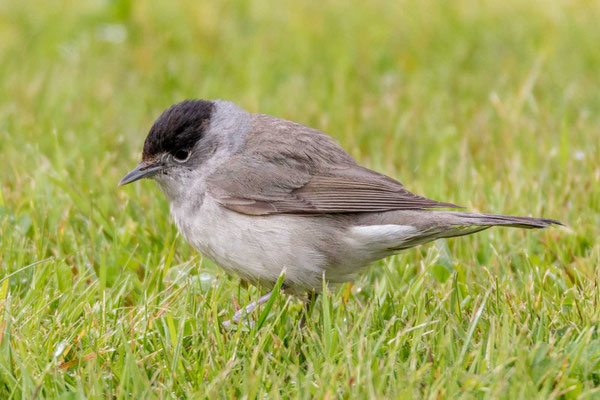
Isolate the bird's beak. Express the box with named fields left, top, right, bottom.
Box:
left=118, top=161, right=163, bottom=186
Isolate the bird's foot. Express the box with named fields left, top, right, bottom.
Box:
left=222, top=291, right=273, bottom=328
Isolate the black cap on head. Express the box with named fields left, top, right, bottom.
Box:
left=142, top=100, right=214, bottom=161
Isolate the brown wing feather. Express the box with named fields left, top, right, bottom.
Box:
left=267, top=175, right=461, bottom=214
left=207, top=114, right=462, bottom=216
left=209, top=163, right=462, bottom=216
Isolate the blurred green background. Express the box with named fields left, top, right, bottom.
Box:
left=0, top=0, right=598, bottom=398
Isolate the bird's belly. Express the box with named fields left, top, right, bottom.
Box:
left=171, top=197, right=335, bottom=291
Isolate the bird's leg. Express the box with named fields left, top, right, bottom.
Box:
left=300, top=291, right=319, bottom=328
left=222, top=291, right=273, bottom=328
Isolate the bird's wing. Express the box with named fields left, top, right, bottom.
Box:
left=206, top=114, right=462, bottom=216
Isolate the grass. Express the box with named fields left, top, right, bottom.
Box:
left=0, top=0, right=598, bottom=397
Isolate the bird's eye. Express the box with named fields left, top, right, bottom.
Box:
left=172, top=149, right=190, bottom=162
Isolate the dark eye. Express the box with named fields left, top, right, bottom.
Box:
left=173, top=149, right=190, bottom=162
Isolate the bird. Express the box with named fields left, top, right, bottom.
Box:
left=119, top=99, right=561, bottom=325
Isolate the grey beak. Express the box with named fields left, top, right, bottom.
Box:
left=119, top=162, right=163, bottom=186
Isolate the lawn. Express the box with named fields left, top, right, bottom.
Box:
left=0, top=0, right=598, bottom=398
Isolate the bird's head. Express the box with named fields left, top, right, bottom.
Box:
left=119, top=99, right=216, bottom=188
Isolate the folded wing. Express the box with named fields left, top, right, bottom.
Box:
left=207, top=156, right=461, bottom=216
left=207, top=114, right=462, bottom=216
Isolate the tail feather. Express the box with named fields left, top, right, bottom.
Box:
left=447, top=212, right=563, bottom=229
left=360, top=210, right=563, bottom=251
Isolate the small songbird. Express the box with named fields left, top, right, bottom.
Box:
left=119, top=99, right=561, bottom=324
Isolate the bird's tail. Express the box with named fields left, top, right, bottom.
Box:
left=377, top=211, right=563, bottom=251
left=440, top=212, right=562, bottom=230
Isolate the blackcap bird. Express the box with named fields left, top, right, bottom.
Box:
left=120, top=99, right=561, bottom=325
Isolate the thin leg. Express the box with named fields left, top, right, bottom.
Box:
left=222, top=291, right=273, bottom=328
left=300, top=291, right=319, bottom=328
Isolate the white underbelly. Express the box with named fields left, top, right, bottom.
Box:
left=171, top=197, right=330, bottom=290
left=169, top=197, right=420, bottom=292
